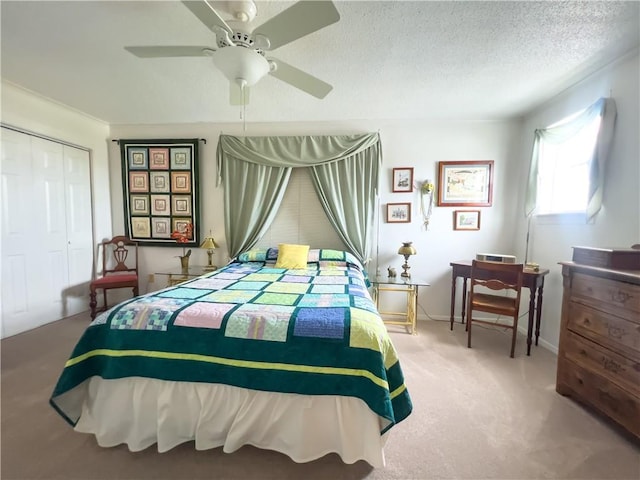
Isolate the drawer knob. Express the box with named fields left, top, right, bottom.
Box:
left=602, top=357, right=622, bottom=374
left=611, top=290, right=632, bottom=304
left=608, top=325, right=624, bottom=339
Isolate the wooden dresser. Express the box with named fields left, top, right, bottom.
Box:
left=557, top=262, right=640, bottom=440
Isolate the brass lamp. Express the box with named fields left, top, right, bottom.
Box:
left=398, top=241, right=417, bottom=278
left=200, top=234, right=219, bottom=271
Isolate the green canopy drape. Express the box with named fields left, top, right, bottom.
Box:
left=217, top=133, right=381, bottom=263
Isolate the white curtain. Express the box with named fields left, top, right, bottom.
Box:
left=524, top=97, right=617, bottom=221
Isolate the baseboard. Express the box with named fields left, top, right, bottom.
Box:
left=415, top=313, right=558, bottom=354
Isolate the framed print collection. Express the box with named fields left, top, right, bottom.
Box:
left=120, top=138, right=200, bottom=247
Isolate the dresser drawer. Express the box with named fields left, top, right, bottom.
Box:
left=572, top=273, right=640, bottom=317
left=568, top=302, right=640, bottom=360
left=563, top=331, right=640, bottom=397
left=557, top=358, right=640, bottom=439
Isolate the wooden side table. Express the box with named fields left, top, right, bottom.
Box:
left=370, top=276, right=429, bottom=334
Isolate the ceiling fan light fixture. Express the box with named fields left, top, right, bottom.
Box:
left=211, top=47, right=269, bottom=86
left=227, top=0, right=257, bottom=23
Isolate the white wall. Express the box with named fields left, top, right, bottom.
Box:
left=111, top=49, right=639, bottom=353
left=511, top=51, right=640, bottom=353
left=109, top=120, right=521, bottom=323
left=0, top=81, right=113, bottom=335
left=6, top=51, right=634, bottom=349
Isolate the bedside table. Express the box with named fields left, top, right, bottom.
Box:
left=155, top=266, right=211, bottom=287
left=370, top=276, right=430, bottom=334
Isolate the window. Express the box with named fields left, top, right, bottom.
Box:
left=525, top=97, right=616, bottom=221
left=536, top=113, right=602, bottom=215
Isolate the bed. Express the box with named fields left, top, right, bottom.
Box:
left=50, top=247, right=412, bottom=467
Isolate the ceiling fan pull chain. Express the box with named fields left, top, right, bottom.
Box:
left=240, top=79, right=247, bottom=132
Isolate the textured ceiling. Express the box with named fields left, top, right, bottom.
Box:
left=1, top=1, right=638, bottom=125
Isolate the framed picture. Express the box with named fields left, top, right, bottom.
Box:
left=454, top=210, right=481, bottom=230
left=437, top=160, right=494, bottom=206
left=120, top=139, right=200, bottom=247
left=130, top=195, right=149, bottom=215
left=149, top=148, right=170, bottom=169
left=386, top=202, right=411, bottom=223
left=392, top=167, right=414, bottom=193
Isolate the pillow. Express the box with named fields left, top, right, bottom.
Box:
left=237, top=248, right=268, bottom=263
left=275, top=243, right=310, bottom=269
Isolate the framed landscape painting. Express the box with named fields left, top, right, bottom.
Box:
left=120, top=138, right=200, bottom=247
left=454, top=210, right=481, bottom=230
left=437, top=160, right=494, bottom=206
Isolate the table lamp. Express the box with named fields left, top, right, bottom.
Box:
left=200, top=234, right=219, bottom=271
left=398, top=241, right=417, bottom=278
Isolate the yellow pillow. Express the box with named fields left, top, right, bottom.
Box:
left=275, top=244, right=310, bottom=269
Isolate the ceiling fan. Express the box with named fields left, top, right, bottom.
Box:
left=125, top=0, right=340, bottom=105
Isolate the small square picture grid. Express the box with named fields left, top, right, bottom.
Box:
left=171, top=195, right=192, bottom=216
left=149, top=148, right=169, bottom=169
left=171, top=172, right=191, bottom=193
left=151, top=195, right=170, bottom=216
left=151, top=217, right=171, bottom=238
left=171, top=148, right=192, bottom=169
left=128, top=149, right=147, bottom=169
left=120, top=139, right=199, bottom=247
left=150, top=172, right=170, bottom=193
left=129, top=172, right=149, bottom=192
left=130, top=195, right=149, bottom=215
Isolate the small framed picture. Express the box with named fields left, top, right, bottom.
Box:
left=129, top=171, right=149, bottom=192
left=392, top=167, right=414, bottom=193
left=149, top=148, right=170, bottom=170
left=454, top=210, right=481, bottom=230
left=386, top=203, right=411, bottom=223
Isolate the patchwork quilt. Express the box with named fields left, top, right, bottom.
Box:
left=50, top=249, right=413, bottom=434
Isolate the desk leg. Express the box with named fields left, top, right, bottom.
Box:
left=461, top=278, right=468, bottom=328
left=535, top=284, right=544, bottom=346
left=450, top=274, right=457, bottom=330
left=526, top=289, right=535, bottom=356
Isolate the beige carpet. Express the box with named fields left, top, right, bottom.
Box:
left=1, top=313, right=639, bottom=480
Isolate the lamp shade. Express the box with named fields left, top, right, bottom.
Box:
left=398, top=242, right=417, bottom=256
left=211, top=47, right=269, bottom=86
left=200, top=237, right=219, bottom=250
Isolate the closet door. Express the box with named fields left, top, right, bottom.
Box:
left=1, top=129, right=93, bottom=337
left=32, top=136, right=70, bottom=320
left=63, top=145, right=93, bottom=316
left=1, top=129, right=35, bottom=336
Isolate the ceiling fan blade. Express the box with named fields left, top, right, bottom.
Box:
left=254, top=1, right=340, bottom=51
left=181, top=0, right=233, bottom=34
left=125, top=46, right=216, bottom=58
left=229, top=83, right=250, bottom=106
left=267, top=58, right=333, bottom=99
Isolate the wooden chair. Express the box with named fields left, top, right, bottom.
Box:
left=89, top=236, right=139, bottom=320
left=467, top=260, right=524, bottom=358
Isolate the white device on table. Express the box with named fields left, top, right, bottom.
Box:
left=475, top=253, right=517, bottom=263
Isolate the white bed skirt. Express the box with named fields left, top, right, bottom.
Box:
left=74, top=377, right=387, bottom=467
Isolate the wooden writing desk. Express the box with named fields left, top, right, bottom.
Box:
left=449, top=260, right=550, bottom=356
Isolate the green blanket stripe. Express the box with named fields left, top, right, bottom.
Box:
left=52, top=353, right=410, bottom=429
left=67, top=323, right=392, bottom=380
left=64, top=348, right=390, bottom=389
